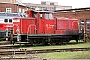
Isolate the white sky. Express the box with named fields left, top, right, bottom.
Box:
left=22, top=0, right=90, bottom=9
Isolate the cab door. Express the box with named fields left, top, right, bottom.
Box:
left=37, top=13, right=45, bottom=34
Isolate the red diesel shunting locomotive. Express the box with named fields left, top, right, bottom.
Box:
left=7, top=10, right=84, bottom=45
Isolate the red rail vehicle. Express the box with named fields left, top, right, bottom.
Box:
left=0, top=12, right=13, bottom=38
left=0, top=12, right=27, bottom=38
left=6, top=10, right=84, bottom=45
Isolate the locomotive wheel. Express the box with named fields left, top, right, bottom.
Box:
left=55, top=39, right=61, bottom=45
left=47, top=38, right=56, bottom=45
left=10, top=34, right=14, bottom=44
left=66, top=39, right=70, bottom=43
left=75, top=38, right=78, bottom=43
left=30, top=39, right=42, bottom=46
left=29, top=39, right=34, bottom=46
left=32, top=39, right=38, bottom=46
left=41, top=39, right=46, bottom=45
left=76, top=39, right=78, bottom=43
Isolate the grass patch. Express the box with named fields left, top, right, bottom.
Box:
left=40, top=51, right=90, bottom=59
left=14, top=41, right=90, bottom=50
left=0, top=38, right=5, bottom=41
left=13, top=41, right=90, bottom=59
left=27, top=42, right=90, bottom=50
left=14, top=44, right=30, bottom=47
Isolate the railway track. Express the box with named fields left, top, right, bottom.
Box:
left=0, top=47, right=90, bottom=55
left=0, top=41, right=90, bottom=59
left=0, top=45, right=20, bottom=49
left=0, top=41, right=10, bottom=45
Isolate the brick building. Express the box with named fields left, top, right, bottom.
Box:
left=23, top=1, right=72, bottom=11
left=54, top=8, right=90, bottom=20
left=41, top=1, right=58, bottom=5
left=0, top=0, right=72, bottom=12
left=0, top=0, right=22, bottom=4
left=0, top=0, right=27, bottom=13
left=54, top=8, right=90, bottom=41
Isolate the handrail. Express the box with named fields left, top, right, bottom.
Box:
left=27, top=24, right=36, bottom=34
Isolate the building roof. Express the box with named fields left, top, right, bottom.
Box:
left=54, top=7, right=90, bottom=12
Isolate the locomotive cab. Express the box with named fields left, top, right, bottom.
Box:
left=26, top=10, right=56, bottom=34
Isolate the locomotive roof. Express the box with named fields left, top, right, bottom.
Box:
left=33, top=10, right=53, bottom=13
left=0, top=12, right=27, bottom=18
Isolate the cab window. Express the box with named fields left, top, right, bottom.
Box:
left=45, top=13, right=53, bottom=20
left=9, top=19, right=12, bottom=23
left=33, top=12, right=37, bottom=18
left=4, top=19, right=8, bottom=22
left=40, top=13, right=42, bottom=19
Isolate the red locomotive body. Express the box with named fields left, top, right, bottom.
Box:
left=11, top=10, right=81, bottom=45
left=0, top=17, right=13, bottom=38
left=13, top=18, right=36, bottom=34
left=55, top=18, right=78, bottom=35
left=2, top=10, right=84, bottom=45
